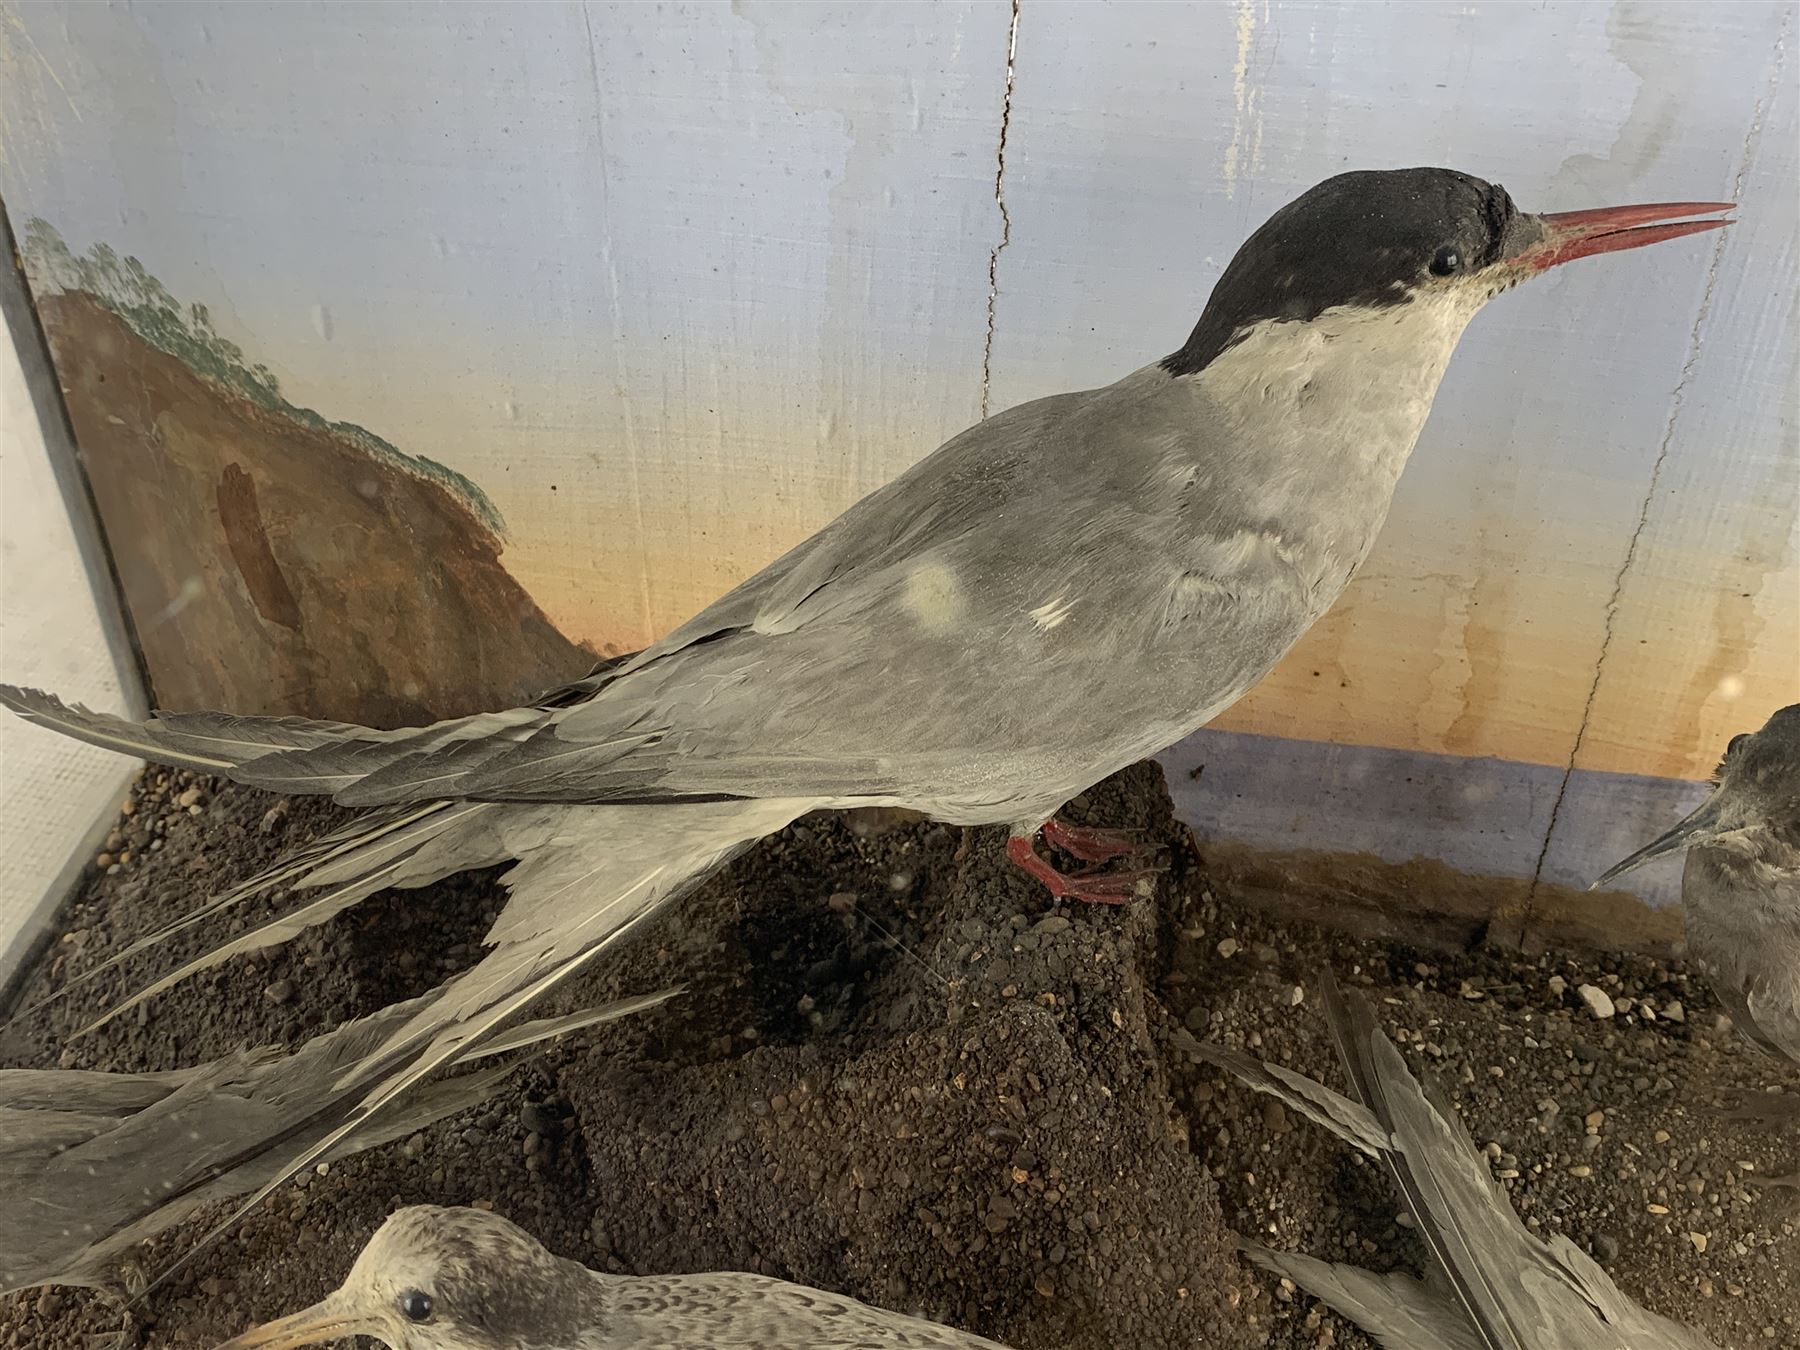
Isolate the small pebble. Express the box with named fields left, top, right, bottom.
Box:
left=1577, top=985, right=1615, bottom=1020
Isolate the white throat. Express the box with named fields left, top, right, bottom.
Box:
left=1191, top=288, right=1482, bottom=481
left=1175, top=287, right=1487, bottom=590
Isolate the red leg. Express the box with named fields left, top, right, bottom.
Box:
left=1006, top=836, right=1158, bottom=907
left=1041, top=817, right=1141, bottom=864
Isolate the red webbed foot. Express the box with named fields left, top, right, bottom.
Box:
left=1006, top=834, right=1159, bottom=907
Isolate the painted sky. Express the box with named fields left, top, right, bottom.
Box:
left=0, top=0, right=1794, bottom=782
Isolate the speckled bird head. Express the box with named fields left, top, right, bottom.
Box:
left=212, top=1205, right=605, bottom=1350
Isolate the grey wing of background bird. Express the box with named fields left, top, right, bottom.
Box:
left=1177, top=973, right=1722, bottom=1350
left=0, top=990, right=674, bottom=1294
left=1708, top=966, right=1800, bottom=1067
left=1682, top=857, right=1800, bottom=1069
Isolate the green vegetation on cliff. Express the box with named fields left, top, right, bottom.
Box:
left=21, top=217, right=505, bottom=537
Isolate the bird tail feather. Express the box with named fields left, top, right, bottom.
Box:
left=0, top=685, right=365, bottom=774
left=1181, top=973, right=1723, bottom=1350
left=0, top=684, right=547, bottom=798
left=1179, top=978, right=1525, bottom=1349
left=1237, top=1246, right=1493, bottom=1350
left=134, top=796, right=812, bottom=1285
left=4, top=685, right=818, bottom=1285
left=32, top=799, right=500, bottom=1027
left=0, top=986, right=677, bottom=1294
left=1316, top=972, right=1525, bottom=1350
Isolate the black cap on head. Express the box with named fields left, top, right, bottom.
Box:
left=1165, top=168, right=1538, bottom=377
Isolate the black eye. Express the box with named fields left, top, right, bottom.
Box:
left=398, top=1290, right=433, bottom=1322
left=1727, top=733, right=1750, bottom=757
left=1429, top=245, right=1462, bottom=276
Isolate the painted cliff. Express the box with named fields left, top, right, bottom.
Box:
left=21, top=221, right=595, bottom=727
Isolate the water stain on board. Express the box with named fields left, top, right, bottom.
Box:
left=1671, top=490, right=1795, bottom=776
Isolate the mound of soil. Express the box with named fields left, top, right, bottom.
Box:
left=1, top=758, right=1793, bottom=1348
left=0, top=763, right=1252, bottom=1348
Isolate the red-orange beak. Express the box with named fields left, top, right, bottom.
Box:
left=1524, top=201, right=1735, bottom=269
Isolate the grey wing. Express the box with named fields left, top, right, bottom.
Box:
left=1324, top=980, right=1721, bottom=1349
left=1722, top=975, right=1800, bottom=1067
left=219, top=390, right=1086, bottom=806
left=325, top=390, right=1092, bottom=807
left=614, top=391, right=1095, bottom=674
left=330, top=383, right=1313, bottom=813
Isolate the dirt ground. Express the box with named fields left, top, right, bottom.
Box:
left=0, top=760, right=1793, bottom=1348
